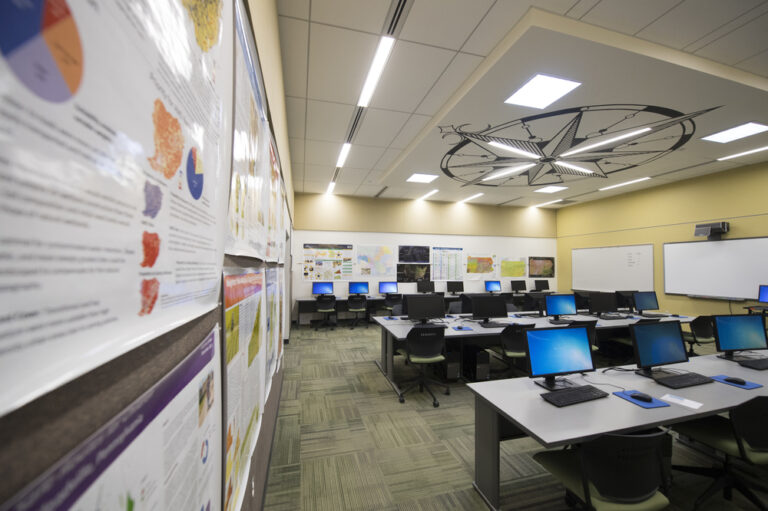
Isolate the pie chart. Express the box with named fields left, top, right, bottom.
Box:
left=0, top=0, right=83, bottom=103
left=187, top=147, right=204, bottom=200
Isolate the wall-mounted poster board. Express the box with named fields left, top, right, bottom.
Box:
left=572, top=244, right=654, bottom=292
left=664, top=237, right=768, bottom=300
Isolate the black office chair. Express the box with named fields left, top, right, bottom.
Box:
left=347, top=294, right=367, bottom=329
left=396, top=326, right=450, bottom=407
left=490, top=323, right=534, bottom=376
left=672, top=396, right=768, bottom=510
left=569, top=319, right=599, bottom=352
left=534, top=430, right=670, bottom=510
left=682, top=315, right=715, bottom=356
left=384, top=293, right=402, bottom=318
left=314, top=294, right=336, bottom=331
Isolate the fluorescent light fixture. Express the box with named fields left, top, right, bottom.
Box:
left=336, top=143, right=351, bottom=168
left=703, top=122, right=768, bottom=143
left=534, top=185, right=567, bottom=194
left=599, top=177, right=651, bottom=191
left=407, top=173, right=438, bottom=183
left=417, top=189, right=439, bottom=201
left=481, top=163, right=536, bottom=181
left=326, top=181, right=336, bottom=194
left=488, top=141, right=540, bottom=160
left=357, top=36, right=395, bottom=107
left=533, top=199, right=562, bottom=208
left=717, top=145, right=768, bottom=161
left=458, top=193, right=483, bottom=203
left=553, top=161, right=593, bottom=174
left=504, top=74, right=581, bottom=109
left=561, top=127, right=651, bottom=157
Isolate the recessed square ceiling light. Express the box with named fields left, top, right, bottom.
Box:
left=702, top=122, right=768, bottom=143
left=534, top=185, right=567, bottom=194
left=504, top=74, right=581, bottom=109
left=407, top=173, right=438, bottom=183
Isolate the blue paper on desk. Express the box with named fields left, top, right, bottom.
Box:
left=453, top=326, right=473, bottom=331
left=711, top=375, right=762, bottom=389
left=613, top=390, right=670, bottom=408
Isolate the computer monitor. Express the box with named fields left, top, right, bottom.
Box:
left=759, top=285, right=768, bottom=303
left=485, top=280, right=501, bottom=293
left=589, top=292, right=618, bottom=316
left=534, top=279, right=549, bottom=291
left=406, top=294, right=445, bottom=324
left=615, top=290, right=637, bottom=310
left=633, top=291, right=659, bottom=314
left=713, top=315, right=768, bottom=360
left=312, top=282, right=333, bottom=295
left=447, top=281, right=463, bottom=294
left=379, top=281, right=398, bottom=294
left=526, top=326, right=595, bottom=391
left=630, top=321, right=688, bottom=378
left=417, top=280, right=435, bottom=293
left=545, top=294, right=577, bottom=320
left=471, top=296, right=507, bottom=324
left=348, top=282, right=368, bottom=295
left=510, top=280, right=526, bottom=292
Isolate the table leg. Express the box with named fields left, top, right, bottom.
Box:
left=374, top=327, right=402, bottom=396
left=473, top=395, right=501, bottom=511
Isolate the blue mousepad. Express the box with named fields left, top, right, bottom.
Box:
left=711, top=375, right=763, bottom=389
left=614, top=390, right=670, bottom=408
left=453, top=326, right=473, bottom=331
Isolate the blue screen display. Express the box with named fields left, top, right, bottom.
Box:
left=379, top=281, right=398, bottom=294
left=312, top=282, right=333, bottom=294
left=632, top=321, right=687, bottom=368
left=714, top=315, right=768, bottom=351
left=526, top=327, right=594, bottom=377
left=633, top=291, right=659, bottom=311
left=349, top=282, right=369, bottom=294
left=485, top=280, right=501, bottom=292
left=545, top=294, right=577, bottom=316
left=759, top=285, right=768, bottom=303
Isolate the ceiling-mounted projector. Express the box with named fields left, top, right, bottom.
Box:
left=694, top=222, right=729, bottom=241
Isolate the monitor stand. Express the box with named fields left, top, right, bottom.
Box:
left=717, top=352, right=755, bottom=362
left=635, top=368, right=676, bottom=379
left=535, top=376, right=578, bottom=391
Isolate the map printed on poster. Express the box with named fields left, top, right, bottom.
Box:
left=465, top=255, right=498, bottom=280
left=266, top=138, right=281, bottom=262
left=302, top=244, right=354, bottom=280
left=501, top=257, right=526, bottom=277
left=225, top=6, right=270, bottom=259
left=432, top=247, right=463, bottom=281
left=0, top=0, right=234, bottom=415
left=529, top=256, right=555, bottom=278
left=3, top=327, right=222, bottom=511
left=357, top=245, right=395, bottom=276
left=222, top=267, right=265, bottom=511
left=265, top=267, right=279, bottom=394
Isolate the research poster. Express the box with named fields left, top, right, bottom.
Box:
left=302, top=243, right=354, bottom=281
left=265, top=266, right=279, bottom=389
left=0, top=1, right=234, bottom=414
left=266, top=139, right=282, bottom=262
left=501, top=257, right=526, bottom=277
left=432, top=247, right=463, bottom=281
left=465, top=255, right=498, bottom=279
left=3, top=327, right=223, bottom=511
left=222, top=267, right=266, bottom=511
left=357, top=245, right=395, bottom=277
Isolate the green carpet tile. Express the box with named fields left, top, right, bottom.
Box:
left=264, top=321, right=766, bottom=510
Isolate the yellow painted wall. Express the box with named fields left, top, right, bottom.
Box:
left=556, top=162, right=768, bottom=316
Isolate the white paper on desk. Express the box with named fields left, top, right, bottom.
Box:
left=660, top=394, right=702, bottom=409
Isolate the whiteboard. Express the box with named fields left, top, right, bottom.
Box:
left=664, top=237, right=768, bottom=300
left=572, top=245, right=654, bottom=292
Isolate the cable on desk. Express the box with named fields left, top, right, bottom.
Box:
left=580, top=373, right=626, bottom=392
left=601, top=366, right=634, bottom=373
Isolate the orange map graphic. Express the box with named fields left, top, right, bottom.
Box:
left=148, top=99, right=184, bottom=179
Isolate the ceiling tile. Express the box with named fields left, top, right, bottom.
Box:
left=389, top=114, right=432, bottom=150
left=306, top=100, right=355, bottom=142
left=581, top=0, right=680, bottom=35
left=304, top=164, right=336, bottom=182
left=285, top=97, right=306, bottom=139
left=565, top=0, right=601, bottom=19
left=694, top=11, right=768, bottom=65
left=361, top=170, right=384, bottom=184
left=310, top=0, right=391, bottom=33
left=398, top=0, right=494, bottom=51
left=369, top=40, right=455, bottom=112
left=289, top=137, right=305, bottom=163
left=302, top=180, right=329, bottom=194
left=353, top=184, right=384, bottom=196
left=291, top=162, right=306, bottom=182
left=354, top=108, right=410, bottom=147
left=307, top=24, right=380, bottom=104
left=276, top=0, right=310, bottom=19
left=373, top=148, right=403, bottom=170
left=305, top=140, right=342, bottom=166
left=416, top=52, right=483, bottom=115
left=278, top=16, right=309, bottom=98
left=684, top=2, right=768, bottom=52
left=337, top=167, right=368, bottom=185
left=345, top=145, right=385, bottom=169
left=736, top=48, right=768, bottom=77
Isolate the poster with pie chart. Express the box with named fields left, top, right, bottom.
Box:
left=0, top=0, right=83, bottom=103
left=187, top=147, right=204, bottom=200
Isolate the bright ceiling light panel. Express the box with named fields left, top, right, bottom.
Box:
left=417, top=189, right=439, bottom=201
left=561, top=127, right=651, bottom=157
left=717, top=145, right=768, bottom=161
left=488, top=141, right=540, bottom=160
left=481, top=163, right=536, bottom=181
left=458, top=193, right=483, bottom=203
left=703, top=122, right=768, bottom=143
left=534, top=185, right=567, bottom=193
left=553, top=161, right=593, bottom=174
left=599, top=177, right=650, bottom=191
left=357, top=36, right=395, bottom=107
left=533, top=199, right=563, bottom=207
left=504, top=74, right=581, bottom=109
left=407, top=173, right=438, bottom=183
left=326, top=181, right=336, bottom=194
left=336, top=143, right=351, bottom=168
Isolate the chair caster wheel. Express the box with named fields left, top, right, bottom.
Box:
left=433, top=401, right=439, bottom=408
left=399, top=396, right=405, bottom=403
left=445, top=388, right=450, bottom=395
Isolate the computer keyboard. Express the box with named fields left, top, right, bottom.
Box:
left=641, top=312, right=668, bottom=318
left=540, top=385, right=609, bottom=407
left=549, top=318, right=573, bottom=325
left=599, top=313, right=629, bottom=320
left=738, top=358, right=768, bottom=370
left=478, top=321, right=508, bottom=328
left=654, top=372, right=713, bottom=389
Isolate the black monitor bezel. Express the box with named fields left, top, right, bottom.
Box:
left=525, top=326, right=596, bottom=379
left=633, top=291, right=659, bottom=313
left=545, top=294, right=577, bottom=317
left=471, top=295, right=507, bottom=321
left=416, top=280, right=435, bottom=293
left=312, top=282, right=334, bottom=295
left=589, top=292, right=618, bottom=314
left=446, top=281, right=464, bottom=293
left=713, top=314, right=768, bottom=354
left=510, top=280, right=526, bottom=292
left=348, top=281, right=369, bottom=295
left=484, top=280, right=501, bottom=292
left=378, top=281, right=398, bottom=294
left=630, top=320, right=688, bottom=370
left=405, top=294, right=445, bottom=323
left=534, top=279, right=549, bottom=291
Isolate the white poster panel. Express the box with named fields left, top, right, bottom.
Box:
left=432, top=247, right=463, bottom=281
left=2, top=327, right=222, bottom=511
left=465, top=254, right=498, bottom=280
left=222, top=268, right=265, bottom=511
left=0, top=1, right=234, bottom=414
left=277, top=265, right=285, bottom=364
left=302, top=243, right=354, bottom=280
left=357, top=245, right=395, bottom=277
left=265, top=266, right=279, bottom=389
left=266, top=138, right=282, bottom=262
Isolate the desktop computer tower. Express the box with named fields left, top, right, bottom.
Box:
left=462, top=346, right=490, bottom=381
left=441, top=351, right=460, bottom=380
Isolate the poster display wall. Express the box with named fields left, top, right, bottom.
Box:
left=302, top=243, right=354, bottom=280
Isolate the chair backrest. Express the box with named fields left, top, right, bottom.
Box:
left=405, top=326, right=445, bottom=359
left=690, top=315, right=714, bottom=340
left=499, top=324, right=534, bottom=353
left=580, top=431, right=667, bottom=503
left=385, top=293, right=402, bottom=307
left=569, top=319, right=597, bottom=345
left=391, top=304, right=403, bottom=316
left=347, top=295, right=366, bottom=310
left=730, top=396, right=768, bottom=451
left=316, top=294, right=336, bottom=309
left=447, top=301, right=463, bottom=314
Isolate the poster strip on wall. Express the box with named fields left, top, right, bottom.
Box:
left=302, top=244, right=354, bottom=280
left=432, top=247, right=463, bottom=281
left=357, top=245, right=395, bottom=277
left=2, top=326, right=222, bottom=511
left=529, top=256, right=555, bottom=278
left=0, top=1, right=234, bottom=415
left=465, top=255, right=497, bottom=280
left=222, top=267, right=265, bottom=511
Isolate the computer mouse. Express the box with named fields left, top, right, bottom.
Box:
left=724, top=376, right=746, bottom=385
left=671, top=314, right=679, bottom=317
left=629, top=392, right=653, bottom=403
